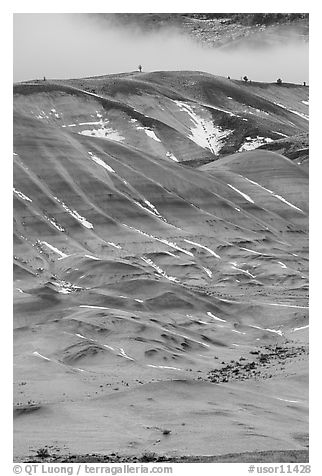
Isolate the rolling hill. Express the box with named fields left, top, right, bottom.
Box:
left=13, top=70, right=309, bottom=461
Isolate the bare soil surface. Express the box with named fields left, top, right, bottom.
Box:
left=13, top=71, right=308, bottom=462
left=20, top=449, right=309, bottom=463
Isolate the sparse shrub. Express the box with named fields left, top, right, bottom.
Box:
left=277, top=78, right=282, bottom=84
left=36, top=447, right=50, bottom=459
left=162, top=429, right=171, bottom=435
left=243, top=76, right=248, bottom=82
left=141, top=451, right=157, bottom=462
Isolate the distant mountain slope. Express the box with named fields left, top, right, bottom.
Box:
left=14, top=71, right=308, bottom=166
left=99, top=13, right=309, bottom=49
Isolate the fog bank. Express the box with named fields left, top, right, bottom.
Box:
left=13, top=13, right=308, bottom=84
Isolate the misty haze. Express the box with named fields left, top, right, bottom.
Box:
left=14, top=13, right=308, bottom=84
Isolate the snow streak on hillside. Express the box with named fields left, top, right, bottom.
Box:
left=174, top=100, right=232, bottom=154
left=13, top=71, right=309, bottom=460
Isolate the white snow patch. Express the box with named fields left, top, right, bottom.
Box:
left=103, top=344, right=115, bottom=351
left=67, top=112, right=125, bottom=141
left=65, top=208, right=93, bottom=229
left=242, top=177, right=304, bottom=213
left=184, top=239, right=221, bottom=259
left=166, top=151, right=179, bottom=162
left=273, top=131, right=288, bottom=137
left=123, top=224, right=192, bottom=257
left=107, top=242, right=122, bottom=249
left=273, top=194, right=304, bottom=212
left=143, top=129, right=161, bottom=142
left=144, top=199, right=158, bottom=213
left=118, top=348, right=134, bottom=361
left=166, top=329, right=210, bottom=348
left=33, top=351, right=51, bottom=361
left=290, top=110, right=309, bottom=121
left=163, top=251, right=177, bottom=258
left=207, top=311, right=227, bottom=323
left=261, top=302, right=308, bottom=309
left=135, top=199, right=165, bottom=221
left=256, top=108, right=269, bottom=115
left=54, top=196, right=94, bottom=229
left=158, top=238, right=193, bottom=257
left=84, top=254, right=100, bottom=260
left=231, top=264, right=256, bottom=278
left=79, top=305, right=110, bottom=310
left=88, top=152, right=115, bottom=173
left=227, top=184, right=254, bottom=203
left=75, top=333, right=115, bottom=353
left=203, top=102, right=239, bottom=117
left=250, top=325, right=283, bottom=336
left=278, top=261, right=287, bottom=269
left=80, top=126, right=124, bottom=141
left=52, top=286, right=70, bottom=295
left=81, top=120, right=97, bottom=126
left=275, top=397, right=300, bottom=403
left=174, top=100, right=232, bottom=154
left=239, top=136, right=273, bottom=152
left=135, top=125, right=161, bottom=142
left=40, top=241, right=68, bottom=259
left=44, top=215, right=65, bottom=232
left=147, top=364, right=182, bottom=371
left=275, top=102, right=309, bottom=120
left=265, top=328, right=284, bottom=336
left=141, top=256, right=179, bottom=283
left=50, top=109, right=61, bottom=119
left=51, top=279, right=82, bottom=294
left=203, top=267, right=213, bottom=278
left=75, top=333, right=87, bottom=340
left=293, top=325, right=309, bottom=332
left=240, top=247, right=261, bottom=255
left=13, top=188, right=32, bottom=202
